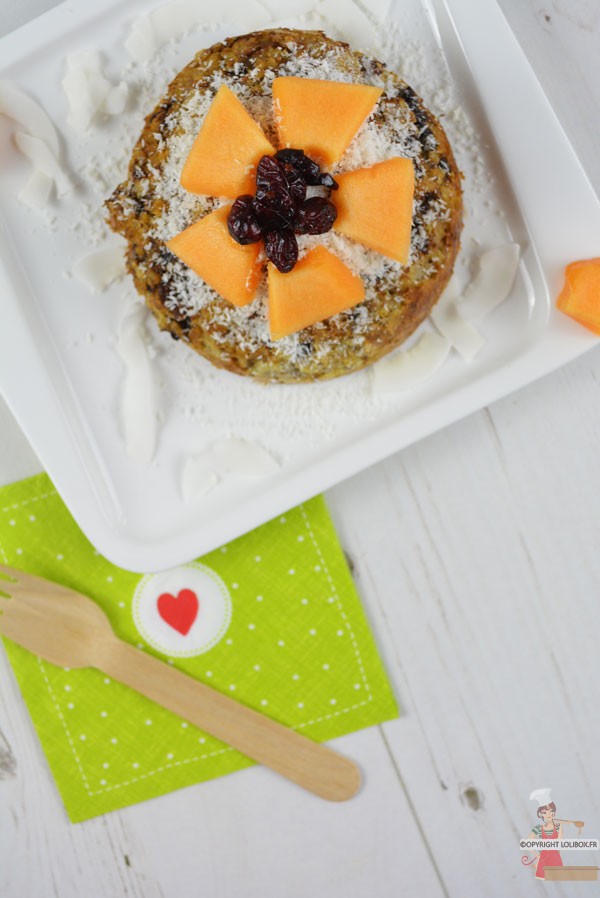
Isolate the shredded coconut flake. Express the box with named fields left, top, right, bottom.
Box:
left=0, top=80, right=68, bottom=210
left=430, top=278, right=485, bottom=361
left=117, top=300, right=159, bottom=463
left=0, top=80, right=60, bottom=156
left=14, top=131, right=71, bottom=197
left=181, top=438, right=279, bottom=500
left=71, top=245, right=127, bottom=293
left=18, top=169, right=53, bottom=209
left=62, top=51, right=129, bottom=133
left=316, top=0, right=377, bottom=51
left=372, top=331, right=451, bottom=392
left=459, top=244, right=520, bottom=320
left=125, top=0, right=273, bottom=63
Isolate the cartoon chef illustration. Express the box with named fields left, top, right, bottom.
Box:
left=522, top=788, right=585, bottom=880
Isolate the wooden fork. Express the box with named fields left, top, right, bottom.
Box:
left=0, top=564, right=361, bottom=801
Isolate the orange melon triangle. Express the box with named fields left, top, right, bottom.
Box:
left=268, top=246, right=365, bottom=340
left=180, top=85, right=274, bottom=198
left=272, top=77, right=383, bottom=167
left=333, top=158, right=415, bottom=263
left=556, top=258, right=600, bottom=335
left=166, top=206, right=263, bottom=307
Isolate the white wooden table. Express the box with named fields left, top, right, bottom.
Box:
left=1, top=2, right=600, bottom=895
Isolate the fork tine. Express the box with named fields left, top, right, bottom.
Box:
left=0, top=563, right=22, bottom=582
left=0, top=564, right=69, bottom=591
left=0, top=565, right=26, bottom=594
left=0, top=569, right=15, bottom=597
left=0, top=565, right=46, bottom=593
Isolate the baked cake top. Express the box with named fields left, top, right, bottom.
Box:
left=107, top=29, right=462, bottom=382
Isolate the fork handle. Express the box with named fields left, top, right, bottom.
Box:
left=101, top=639, right=361, bottom=801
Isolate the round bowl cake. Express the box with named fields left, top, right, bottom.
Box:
left=106, top=28, right=463, bottom=383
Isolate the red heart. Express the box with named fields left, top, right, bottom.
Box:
left=157, top=588, right=199, bottom=635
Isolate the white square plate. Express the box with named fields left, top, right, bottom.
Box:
left=1, top=0, right=599, bottom=571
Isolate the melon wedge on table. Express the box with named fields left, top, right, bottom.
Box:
left=333, top=157, right=415, bottom=264
left=556, top=258, right=600, bottom=336
left=180, top=85, right=274, bottom=198
left=268, top=245, right=365, bottom=340
left=167, top=206, right=263, bottom=307
left=272, top=77, right=383, bottom=167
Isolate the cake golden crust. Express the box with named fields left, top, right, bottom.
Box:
left=106, top=28, right=463, bottom=383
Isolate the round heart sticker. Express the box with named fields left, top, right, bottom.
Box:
left=157, top=588, right=199, bottom=636
left=133, top=562, right=232, bottom=657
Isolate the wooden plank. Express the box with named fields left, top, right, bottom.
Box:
left=121, top=728, right=447, bottom=898
left=327, top=350, right=600, bottom=897
left=0, top=647, right=445, bottom=898
left=498, top=0, right=600, bottom=196
left=0, top=650, right=166, bottom=898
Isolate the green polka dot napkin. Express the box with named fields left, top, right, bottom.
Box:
left=0, top=473, right=398, bottom=822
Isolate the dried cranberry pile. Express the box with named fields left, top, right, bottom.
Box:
left=227, top=149, right=339, bottom=273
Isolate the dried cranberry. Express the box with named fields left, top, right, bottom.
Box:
left=275, top=148, right=320, bottom=184
left=264, top=229, right=298, bottom=273
left=255, top=155, right=288, bottom=198
left=253, top=193, right=296, bottom=230
left=253, top=155, right=296, bottom=229
left=228, top=152, right=338, bottom=273
left=294, top=197, right=338, bottom=235
left=227, top=195, right=263, bottom=245
left=275, top=148, right=338, bottom=189
left=281, top=162, right=307, bottom=205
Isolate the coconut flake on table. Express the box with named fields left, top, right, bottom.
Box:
left=315, top=0, right=377, bottom=50
left=125, top=0, right=273, bottom=64
left=71, top=246, right=127, bottom=293
left=103, top=82, right=128, bottom=116
left=62, top=51, right=129, bottom=133
left=18, top=169, right=54, bottom=209
left=255, top=0, right=313, bottom=17
left=458, top=244, right=520, bottom=321
left=181, top=459, right=219, bottom=501
left=0, top=80, right=60, bottom=157
left=117, top=300, right=159, bottom=463
left=354, top=0, right=391, bottom=23
left=0, top=80, right=67, bottom=210
left=431, top=278, right=485, bottom=362
left=372, top=331, right=451, bottom=393
left=124, top=17, right=156, bottom=65
left=13, top=131, right=72, bottom=197
left=181, top=439, right=280, bottom=501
